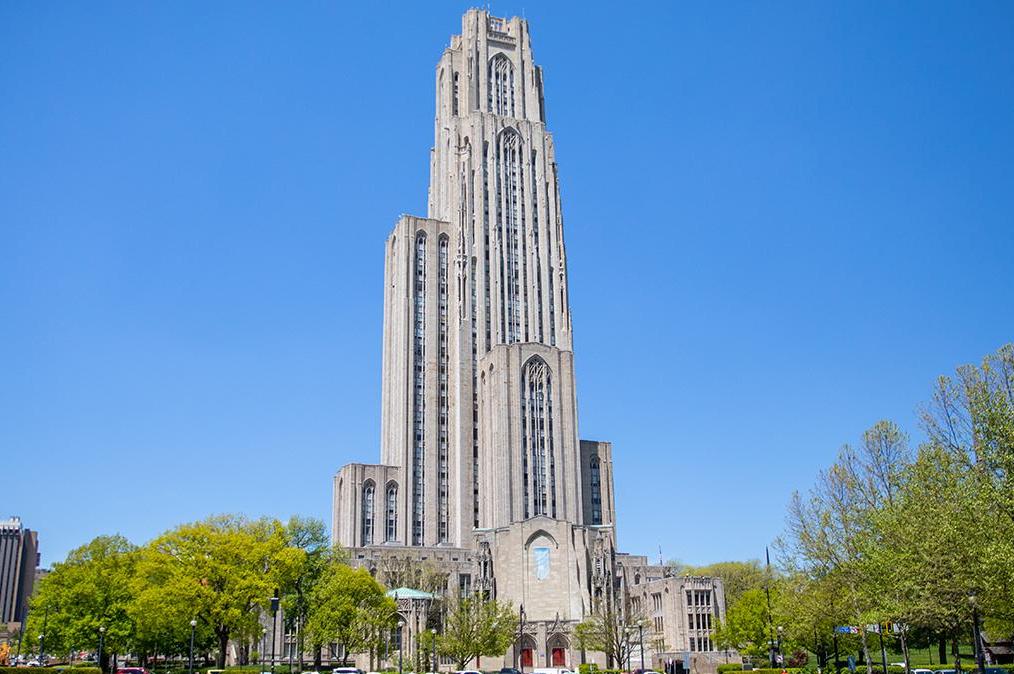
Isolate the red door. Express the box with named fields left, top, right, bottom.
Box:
left=551, top=648, right=566, bottom=666
left=521, top=649, right=534, bottom=668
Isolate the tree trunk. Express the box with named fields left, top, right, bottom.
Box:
left=313, top=645, right=322, bottom=669
left=858, top=627, right=874, bottom=674
left=900, top=629, right=910, bottom=674
left=217, top=629, right=230, bottom=668
left=939, top=636, right=948, bottom=665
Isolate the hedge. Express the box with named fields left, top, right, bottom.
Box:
left=835, top=667, right=1014, bottom=674
left=0, top=670, right=100, bottom=674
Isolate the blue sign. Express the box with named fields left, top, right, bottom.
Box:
left=533, top=547, right=550, bottom=581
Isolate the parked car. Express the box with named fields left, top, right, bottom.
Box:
left=333, top=668, right=365, bottom=674
left=500, top=668, right=523, bottom=674
left=117, top=667, right=152, bottom=674
left=912, top=669, right=933, bottom=674
left=532, top=668, right=574, bottom=674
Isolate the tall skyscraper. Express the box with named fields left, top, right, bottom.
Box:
left=0, top=517, right=38, bottom=629
left=333, top=11, right=729, bottom=671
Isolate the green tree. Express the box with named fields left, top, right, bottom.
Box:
left=921, top=343, right=1014, bottom=630
left=688, top=560, right=766, bottom=609
left=780, top=420, right=911, bottom=674
left=304, top=563, right=393, bottom=664
left=283, top=516, right=341, bottom=669
left=713, top=587, right=774, bottom=660
left=575, top=601, right=644, bottom=669
left=437, top=596, right=518, bottom=670
left=133, top=515, right=302, bottom=668
left=25, top=535, right=136, bottom=671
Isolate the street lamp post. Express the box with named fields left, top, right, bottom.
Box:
left=776, top=626, right=784, bottom=668
left=639, top=623, right=645, bottom=671
left=970, top=594, right=986, bottom=674
left=188, top=619, right=197, bottom=674
left=271, top=591, right=280, bottom=674
left=430, top=628, right=437, bottom=673
left=98, top=626, right=106, bottom=674
left=39, top=605, right=49, bottom=664
left=398, top=620, right=406, bottom=674
left=518, top=605, right=527, bottom=674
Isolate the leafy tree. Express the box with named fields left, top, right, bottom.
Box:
left=282, top=516, right=341, bottom=668
left=25, top=535, right=136, bottom=671
left=133, top=515, right=302, bottom=668
left=437, top=596, right=518, bottom=670
left=304, top=563, right=393, bottom=664
left=713, top=587, right=773, bottom=660
left=688, top=560, right=767, bottom=610
left=921, top=344, right=1014, bottom=630
left=780, top=420, right=910, bottom=674
left=575, top=601, right=644, bottom=669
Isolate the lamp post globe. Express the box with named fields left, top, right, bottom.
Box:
left=98, top=626, right=106, bottom=674
left=969, top=592, right=986, bottom=674
left=430, top=628, right=437, bottom=673
left=188, top=619, right=198, bottom=674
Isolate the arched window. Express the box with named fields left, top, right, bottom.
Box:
left=438, top=235, right=450, bottom=542
left=487, top=54, right=515, bottom=117
left=520, top=356, right=555, bottom=518
left=412, top=233, right=427, bottom=545
left=495, top=129, right=524, bottom=343
left=361, top=481, right=375, bottom=545
left=385, top=482, right=398, bottom=542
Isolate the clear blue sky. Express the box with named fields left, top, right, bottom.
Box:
left=3, top=1, right=1013, bottom=568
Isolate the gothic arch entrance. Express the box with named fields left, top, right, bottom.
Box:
left=517, top=635, right=537, bottom=669
left=547, top=634, right=569, bottom=667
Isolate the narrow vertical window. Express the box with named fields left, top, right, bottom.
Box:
left=482, top=141, right=492, bottom=352
left=412, top=233, right=427, bottom=545
left=486, top=54, right=515, bottom=117
left=438, top=235, right=450, bottom=542
left=385, top=482, right=398, bottom=542
left=531, top=150, right=544, bottom=343
left=452, top=71, right=460, bottom=116
left=496, top=129, right=523, bottom=344
left=590, top=457, right=602, bottom=524
left=361, top=481, right=375, bottom=545
left=520, top=357, right=554, bottom=517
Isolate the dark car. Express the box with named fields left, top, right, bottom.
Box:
left=500, top=668, right=523, bottom=674
left=116, top=668, right=151, bottom=674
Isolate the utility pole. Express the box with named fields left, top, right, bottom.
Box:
left=765, top=547, right=776, bottom=668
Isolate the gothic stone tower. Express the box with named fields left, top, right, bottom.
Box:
left=333, top=10, right=618, bottom=668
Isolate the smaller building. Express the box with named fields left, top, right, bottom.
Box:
left=618, top=555, right=740, bottom=673
left=0, top=517, right=39, bottom=631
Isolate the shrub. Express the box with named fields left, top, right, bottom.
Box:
left=719, top=666, right=746, bottom=674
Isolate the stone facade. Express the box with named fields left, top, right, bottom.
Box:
left=0, top=516, right=38, bottom=632
left=331, top=10, right=737, bottom=673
